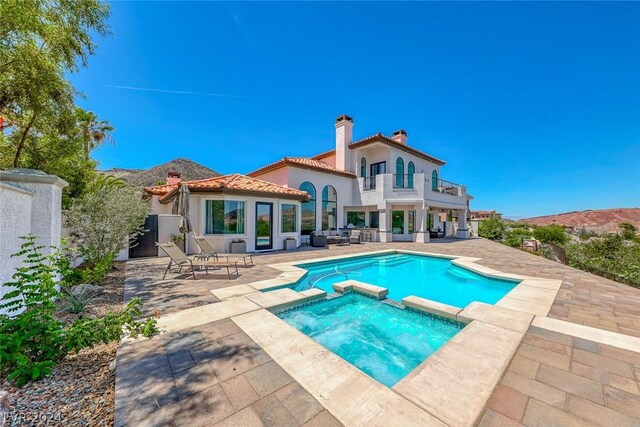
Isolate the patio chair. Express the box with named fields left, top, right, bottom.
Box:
left=350, top=229, right=363, bottom=244
left=156, top=242, right=239, bottom=280
left=310, top=231, right=327, bottom=247
left=192, top=235, right=254, bottom=267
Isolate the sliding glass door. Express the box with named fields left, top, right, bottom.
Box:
left=255, top=202, right=273, bottom=250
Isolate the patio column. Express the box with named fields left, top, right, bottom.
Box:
left=456, top=209, right=469, bottom=238
left=378, top=208, right=392, bottom=242
left=415, top=207, right=429, bottom=243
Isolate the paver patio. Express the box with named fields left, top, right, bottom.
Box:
left=117, top=238, right=640, bottom=426
left=115, top=318, right=341, bottom=427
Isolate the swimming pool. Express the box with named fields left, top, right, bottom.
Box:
left=278, top=293, right=464, bottom=387
left=294, top=252, right=518, bottom=307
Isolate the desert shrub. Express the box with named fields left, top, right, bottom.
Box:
left=478, top=218, right=506, bottom=241
left=619, top=222, right=638, bottom=241
left=505, top=227, right=532, bottom=248
left=65, top=182, right=148, bottom=268
left=537, top=244, right=557, bottom=261
left=0, top=236, right=157, bottom=386
left=578, top=229, right=599, bottom=240
left=566, top=235, right=640, bottom=287
left=532, top=225, right=568, bottom=245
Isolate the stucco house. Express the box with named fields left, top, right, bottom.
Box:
left=144, top=114, right=469, bottom=254
left=248, top=115, right=469, bottom=244
left=144, top=174, right=309, bottom=253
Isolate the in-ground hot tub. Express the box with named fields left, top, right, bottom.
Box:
left=278, top=293, right=465, bottom=387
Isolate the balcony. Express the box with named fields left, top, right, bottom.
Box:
left=432, top=178, right=462, bottom=197
left=363, top=176, right=377, bottom=191
left=363, top=174, right=417, bottom=191
left=392, top=174, right=415, bottom=189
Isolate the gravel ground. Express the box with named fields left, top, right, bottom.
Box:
left=1, top=262, right=126, bottom=426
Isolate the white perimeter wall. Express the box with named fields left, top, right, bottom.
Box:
left=0, top=170, right=67, bottom=315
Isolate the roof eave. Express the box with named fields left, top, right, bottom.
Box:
left=349, top=136, right=446, bottom=166
left=159, top=186, right=309, bottom=204
left=249, top=161, right=355, bottom=179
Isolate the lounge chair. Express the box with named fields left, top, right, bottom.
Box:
left=156, top=242, right=239, bottom=280
left=350, top=230, right=363, bottom=244
left=192, top=235, right=254, bottom=267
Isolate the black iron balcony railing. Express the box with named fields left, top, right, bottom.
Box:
left=432, top=178, right=462, bottom=196
left=393, top=174, right=415, bottom=189
left=363, top=176, right=376, bottom=191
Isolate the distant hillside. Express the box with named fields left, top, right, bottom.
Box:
left=521, top=208, right=640, bottom=233
left=102, top=158, right=220, bottom=187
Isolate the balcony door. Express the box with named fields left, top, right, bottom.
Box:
left=370, top=161, right=386, bottom=176
left=255, top=202, right=273, bottom=250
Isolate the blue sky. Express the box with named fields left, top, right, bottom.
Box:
left=72, top=2, right=640, bottom=218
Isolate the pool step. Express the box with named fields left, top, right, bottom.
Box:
left=445, top=267, right=477, bottom=281
left=377, top=256, right=414, bottom=268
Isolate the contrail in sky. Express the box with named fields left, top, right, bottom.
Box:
left=107, top=85, right=245, bottom=98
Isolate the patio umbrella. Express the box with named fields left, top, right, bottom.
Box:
left=176, top=184, right=192, bottom=252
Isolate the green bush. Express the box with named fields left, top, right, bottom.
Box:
left=505, top=228, right=532, bottom=248
left=578, top=229, right=599, bottom=240
left=619, top=222, right=638, bottom=241
left=532, top=225, right=568, bottom=245
left=566, top=235, right=640, bottom=287
left=0, top=236, right=157, bottom=386
left=64, top=182, right=148, bottom=268
left=478, top=218, right=506, bottom=241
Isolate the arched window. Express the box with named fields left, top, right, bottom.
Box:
left=322, top=185, right=337, bottom=230
left=299, top=182, right=316, bottom=235
left=360, top=157, right=367, bottom=178
left=395, top=157, right=405, bottom=187
left=432, top=170, right=438, bottom=191
left=407, top=161, right=415, bottom=189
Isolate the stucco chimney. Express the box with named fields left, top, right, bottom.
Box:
left=391, top=129, right=408, bottom=145
left=166, top=171, right=181, bottom=185
left=335, top=114, right=353, bottom=171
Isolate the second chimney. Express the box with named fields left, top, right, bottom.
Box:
left=335, top=114, right=353, bottom=171
left=391, top=129, right=408, bottom=145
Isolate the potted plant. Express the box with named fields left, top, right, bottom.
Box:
left=229, top=239, right=246, bottom=254
left=171, top=234, right=185, bottom=252
left=284, top=237, right=297, bottom=251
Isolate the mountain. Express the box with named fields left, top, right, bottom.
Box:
left=102, top=158, right=221, bottom=187
left=521, top=208, right=640, bottom=233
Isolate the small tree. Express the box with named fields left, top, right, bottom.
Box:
left=478, top=217, right=506, bottom=241
left=65, top=182, right=148, bottom=269
left=533, top=225, right=568, bottom=245
left=619, top=222, right=638, bottom=241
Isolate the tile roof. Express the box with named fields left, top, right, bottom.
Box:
left=144, top=174, right=310, bottom=203
left=311, top=149, right=336, bottom=160
left=250, top=133, right=445, bottom=178
left=247, top=157, right=356, bottom=178
left=349, top=133, right=446, bottom=166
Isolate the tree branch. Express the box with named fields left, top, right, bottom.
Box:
left=13, top=112, right=38, bottom=168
